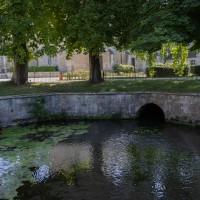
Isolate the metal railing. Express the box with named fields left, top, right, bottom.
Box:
left=1, top=70, right=199, bottom=83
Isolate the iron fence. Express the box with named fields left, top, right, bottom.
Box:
left=0, top=70, right=199, bottom=83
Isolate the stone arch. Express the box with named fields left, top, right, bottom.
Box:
left=136, top=103, right=165, bottom=122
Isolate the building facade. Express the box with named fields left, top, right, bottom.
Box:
left=0, top=47, right=146, bottom=73
left=166, top=51, right=200, bottom=66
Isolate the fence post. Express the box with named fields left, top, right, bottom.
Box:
left=59, top=72, right=63, bottom=80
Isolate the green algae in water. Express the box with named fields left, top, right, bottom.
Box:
left=0, top=122, right=89, bottom=200
left=58, top=161, right=91, bottom=186
left=132, top=126, right=163, bottom=137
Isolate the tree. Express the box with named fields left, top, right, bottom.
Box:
left=126, top=0, right=200, bottom=52
left=50, top=0, right=110, bottom=83
left=0, top=0, right=59, bottom=85
left=119, top=0, right=200, bottom=76
left=48, top=0, right=137, bottom=83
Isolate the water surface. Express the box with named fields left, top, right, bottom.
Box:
left=1, top=120, right=200, bottom=200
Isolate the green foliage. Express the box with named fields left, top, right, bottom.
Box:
left=28, top=66, right=58, bottom=72
left=128, top=1, right=200, bottom=52
left=29, top=96, right=50, bottom=121
left=0, top=122, right=89, bottom=199
left=58, top=161, right=91, bottom=186
left=112, top=64, right=133, bottom=73
left=127, top=1, right=200, bottom=77
left=190, top=66, right=200, bottom=76
left=10, top=66, right=57, bottom=72
left=169, top=43, right=189, bottom=76
left=134, top=51, right=157, bottom=77
left=29, top=96, right=72, bottom=121
left=146, top=62, right=189, bottom=78
left=126, top=140, right=193, bottom=185
left=0, top=0, right=60, bottom=84
left=152, top=62, right=173, bottom=68
left=64, top=70, right=89, bottom=80
left=0, top=0, right=59, bottom=62
left=1, top=0, right=200, bottom=84
left=135, top=43, right=189, bottom=77
left=132, top=127, right=163, bottom=137
left=57, top=0, right=118, bottom=57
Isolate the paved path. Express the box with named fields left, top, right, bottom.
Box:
left=0, top=77, right=60, bottom=82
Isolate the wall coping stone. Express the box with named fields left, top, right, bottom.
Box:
left=0, top=91, right=200, bottom=100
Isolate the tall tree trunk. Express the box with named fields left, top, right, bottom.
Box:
left=12, top=43, right=28, bottom=85
left=12, top=60, right=28, bottom=85
left=89, top=51, right=104, bottom=83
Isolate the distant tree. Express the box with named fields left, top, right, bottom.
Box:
left=0, top=0, right=59, bottom=85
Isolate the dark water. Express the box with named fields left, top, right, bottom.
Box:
left=1, top=120, right=200, bottom=200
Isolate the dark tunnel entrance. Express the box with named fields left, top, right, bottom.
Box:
left=137, top=103, right=165, bottom=122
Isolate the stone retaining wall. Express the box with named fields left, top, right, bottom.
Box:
left=0, top=92, right=199, bottom=126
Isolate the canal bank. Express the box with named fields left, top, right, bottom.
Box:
left=0, top=92, right=200, bottom=127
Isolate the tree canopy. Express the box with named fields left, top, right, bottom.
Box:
left=0, top=0, right=59, bottom=84
left=126, top=0, right=200, bottom=52
left=1, top=0, right=200, bottom=84
left=50, top=0, right=129, bottom=82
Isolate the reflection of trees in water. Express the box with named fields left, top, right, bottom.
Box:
left=0, top=123, right=89, bottom=200
left=58, top=161, right=91, bottom=186
left=127, top=143, right=200, bottom=199
left=9, top=121, right=200, bottom=200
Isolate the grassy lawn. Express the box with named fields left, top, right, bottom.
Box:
left=0, top=79, right=200, bottom=96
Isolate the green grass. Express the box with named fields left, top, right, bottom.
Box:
left=0, top=79, right=200, bottom=96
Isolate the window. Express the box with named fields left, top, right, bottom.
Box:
left=190, top=60, right=196, bottom=66
left=131, top=58, right=135, bottom=66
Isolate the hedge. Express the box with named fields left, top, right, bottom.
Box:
left=146, top=62, right=191, bottom=77
left=9, top=66, right=58, bottom=72
left=146, top=67, right=189, bottom=77
left=190, top=66, right=200, bottom=76
left=113, top=64, right=133, bottom=73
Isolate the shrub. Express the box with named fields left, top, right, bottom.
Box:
left=29, top=96, right=50, bottom=121
left=9, top=66, right=57, bottom=72
left=190, top=66, right=200, bottom=76
left=9, top=66, right=14, bottom=72
left=146, top=62, right=189, bottom=77
left=64, top=70, right=89, bottom=79
left=28, top=66, right=57, bottom=72
left=113, top=64, right=133, bottom=73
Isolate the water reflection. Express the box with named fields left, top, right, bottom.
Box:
left=1, top=120, right=200, bottom=200
left=49, top=143, right=92, bottom=172
left=102, top=134, right=130, bottom=186
left=33, top=165, right=50, bottom=182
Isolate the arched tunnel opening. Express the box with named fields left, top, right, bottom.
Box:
left=136, top=103, right=165, bottom=123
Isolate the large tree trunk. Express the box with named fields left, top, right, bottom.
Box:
left=89, top=51, right=104, bottom=83
left=12, top=43, right=28, bottom=85
left=12, top=60, right=28, bottom=85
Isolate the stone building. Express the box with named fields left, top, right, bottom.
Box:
left=187, top=52, right=200, bottom=66
left=0, top=47, right=146, bottom=73
left=166, top=51, right=200, bottom=66
left=57, top=47, right=146, bottom=73
left=0, top=56, right=9, bottom=73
